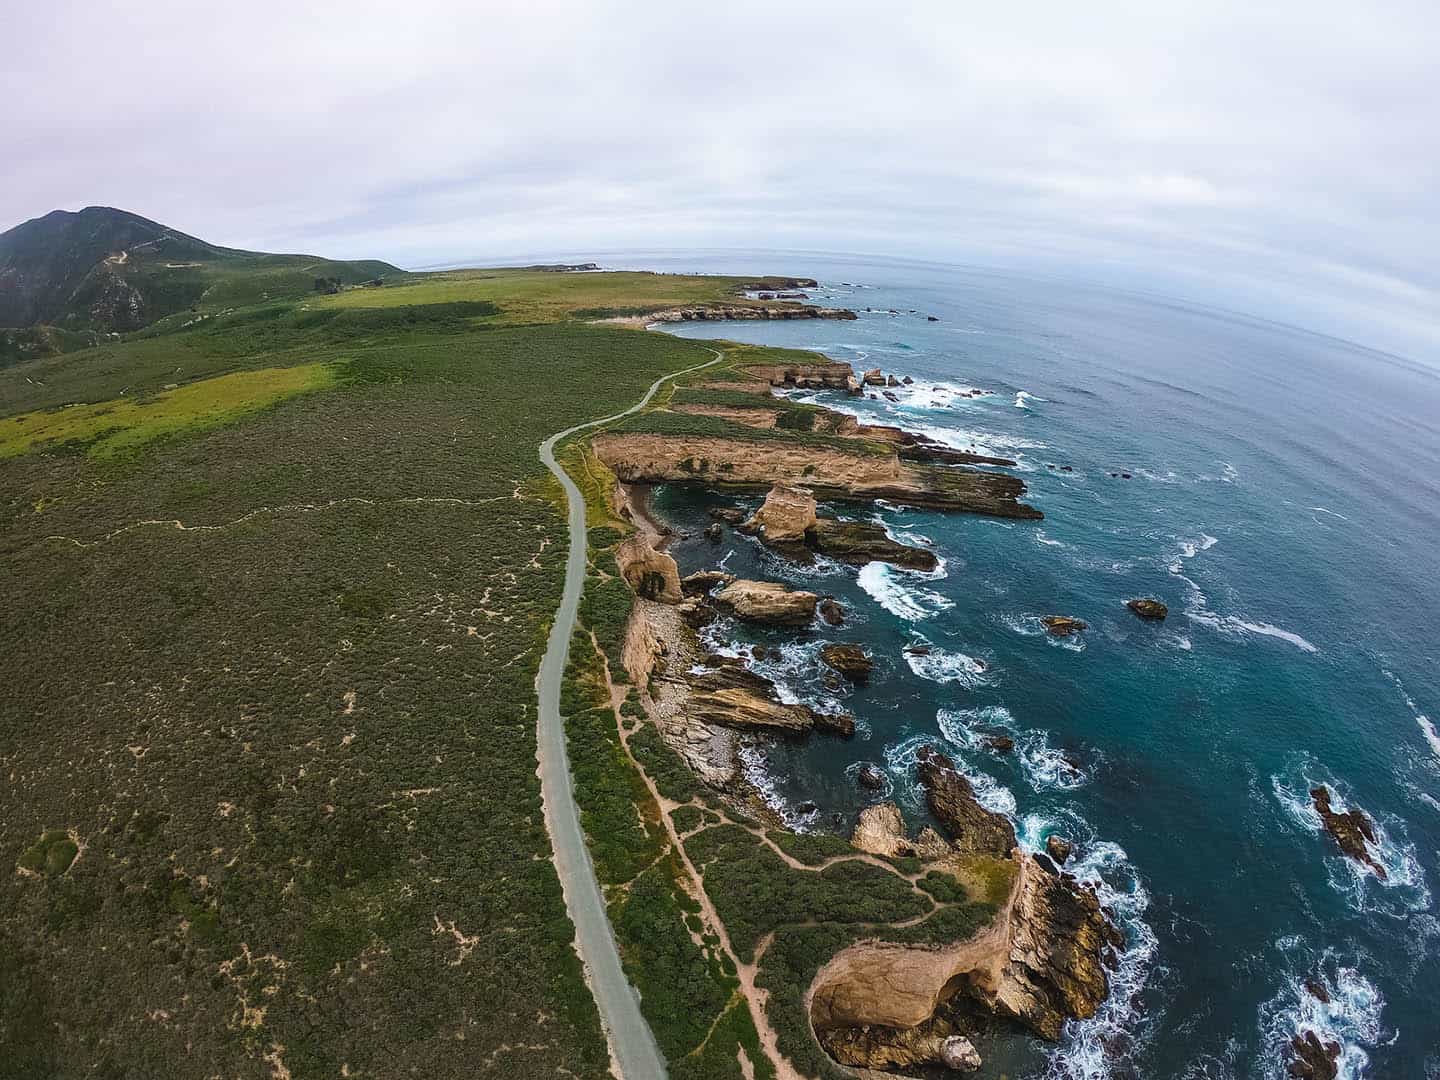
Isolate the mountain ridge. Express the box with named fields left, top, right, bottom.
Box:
left=0, top=206, right=401, bottom=334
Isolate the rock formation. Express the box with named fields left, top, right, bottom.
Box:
left=1288, top=1030, right=1341, bottom=1079
left=1041, top=615, right=1087, bottom=637
left=712, top=578, right=819, bottom=625
left=647, top=305, right=857, bottom=323
left=819, top=643, right=873, bottom=681
left=591, top=432, right=1042, bottom=518
left=1311, top=786, right=1387, bottom=878
left=1046, top=835, right=1073, bottom=864
left=1126, top=598, right=1168, bottom=620
left=915, top=745, right=1016, bottom=858
left=681, top=570, right=736, bottom=597
left=857, top=763, right=887, bottom=790
left=743, top=482, right=818, bottom=541
left=614, top=534, right=682, bottom=604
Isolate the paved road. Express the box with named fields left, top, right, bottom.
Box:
left=535, top=348, right=721, bottom=1079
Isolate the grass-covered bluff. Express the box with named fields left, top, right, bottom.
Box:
left=0, top=258, right=844, bottom=1079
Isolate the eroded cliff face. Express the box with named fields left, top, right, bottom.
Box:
left=591, top=433, right=1042, bottom=517
left=807, top=748, right=1124, bottom=1073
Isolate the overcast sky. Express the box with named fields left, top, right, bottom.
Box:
left=5, top=0, right=1437, bottom=360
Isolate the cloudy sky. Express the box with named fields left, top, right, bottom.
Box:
left=5, top=0, right=1437, bottom=360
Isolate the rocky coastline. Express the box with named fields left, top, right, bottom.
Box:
left=597, top=353, right=1126, bottom=1076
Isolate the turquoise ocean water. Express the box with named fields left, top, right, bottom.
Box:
left=612, top=252, right=1438, bottom=1078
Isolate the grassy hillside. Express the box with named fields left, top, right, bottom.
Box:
left=0, top=207, right=403, bottom=342
left=0, top=262, right=741, bottom=1079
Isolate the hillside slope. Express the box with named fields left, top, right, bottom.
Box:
left=0, top=206, right=400, bottom=333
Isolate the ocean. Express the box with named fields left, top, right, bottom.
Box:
left=617, top=252, right=1439, bottom=1078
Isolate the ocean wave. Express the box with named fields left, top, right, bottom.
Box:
left=904, top=645, right=991, bottom=688
left=738, top=742, right=819, bottom=831
left=1256, top=945, right=1387, bottom=1080
left=937, top=706, right=1088, bottom=791
left=1015, top=390, right=1047, bottom=409
left=858, top=562, right=954, bottom=621
left=909, top=422, right=1048, bottom=457
left=1167, top=535, right=1318, bottom=653
left=1034, top=529, right=1066, bottom=548
left=881, top=733, right=1017, bottom=817
left=1383, top=668, right=1440, bottom=764
left=1270, top=756, right=1431, bottom=915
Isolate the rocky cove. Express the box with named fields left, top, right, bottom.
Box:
left=594, top=352, right=1126, bottom=1076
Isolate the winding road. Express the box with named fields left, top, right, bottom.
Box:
left=535, top=347, right=722, bottom=1079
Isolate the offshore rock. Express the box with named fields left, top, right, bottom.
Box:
left=863, top=367, right=886, bottom=386
left=648, top=304, right=857, bottom=323
left=1046, top=835, right=1073, bottom=864
left=745, top=482, right=818, bottom=542
left=614, top=534, right=682, bottom=604
left=1311, top=786, right=1387, bottom=879
left=1126, top=598, right=1169, bottom=620
left=818, top=598, right=846, bottom=626
left=1288, top=1030, right=1341, bottom=1079
left=820, top=643, right=873, bottom=681
left=857, top=763, right=887, bottom=790
left=809, top=517, right=937, bottom=570
left=1041, top=615, right=1087, bottom=637
left=915, top=746, right=1016, bottom=858
left=713, top=578, right=819, bottom=625
left=850, top=802, right=915, bottom=858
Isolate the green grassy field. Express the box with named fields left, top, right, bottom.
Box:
left=0, top=271, right=726, bottom=1079
left=0, top=260, right=991, bottom=1080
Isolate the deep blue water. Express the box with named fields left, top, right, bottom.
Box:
left=626, top=253, right=1440, bottom=1078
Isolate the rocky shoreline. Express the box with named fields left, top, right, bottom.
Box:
left=598, top=354, right=1128, bottom=1075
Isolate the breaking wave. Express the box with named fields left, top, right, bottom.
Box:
left=1256, top=945, right=1387, bottom=1080
left=858, top=562, right=954, bottom=621
left=937, top=706, right=1089, bottom=791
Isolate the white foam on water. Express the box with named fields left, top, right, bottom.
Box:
left=1256, top=947, right=1387, bottom=1080
left=1310, top=506, right=1349, bottom=521
left=1034, top=529, right=1066, bottom=549
left=910, top=423, right=1048, bottom=457
left=1044, top=839, right=1159, bottom=1079
left=880, top=732, right=1017, bottom=817
left=1168, top=535, right=1318, bottom=654
left=938, top=706, right=1088, bottom=792
left=1014, top=389, right=1047, bottom=409
left=999, top=613, right=1086, bottom=652
left=905, top=647, right=991, bottom=688
left=1383, top=668, right=1440, bottom=764
left=737, top=741, right=815, bottom=831
left=1270, top=756, right=1432, bottom=915
left=857, top=562, right=954, bottom=621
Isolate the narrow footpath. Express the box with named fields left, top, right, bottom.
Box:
left=534, top=347, right=722, bottom=1079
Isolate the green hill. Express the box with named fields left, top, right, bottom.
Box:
left=0, top=206, right=402, bottom=341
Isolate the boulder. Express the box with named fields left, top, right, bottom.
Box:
left=681, top=570, right=736, bottom=597
left=703, top=522, right=723, bottom=542
left=1310, top=786, right=1387, bottom=879
left=1046, top=835, right=1072, bottom=864
left=713, top=579, right=819, bottom=625
left=882, top=391, right=900, bottom=402
left=744, top=482, right=817, bottom=542
left=1126, top=598, right=1168, bottom=620
left=808, top=517, right=938, bottom=570
left=1041, top=615, right=1087, bottom=637
left=615, top=534, right=682, bottom=604
left=901, top=375, right=914, bottom=385
left=820, top=643, right=874, bottom=681
left=886, top=374, right=900, bottom=387
left=927, top=315, right=939, bottom=321
left=845, top=375, right=863, bottom=396
left=984, top=734, right=1015, bottom=754
left=1304, top=978, right=1331, bottom=1005
left=941, top=1037, right=982, bottom=1072
left=818, top=598, right=845, bottom=626
left=1288, top=1031, right=1341, bottom=1080
left=863, top=367, right=886, bottom=386
left=915, top=746, right=1016, bottom=858
left=708, top=506, right=747, bottom=524
left=851, top=802, right=914, bottom=858
left=857, top=763, right=887, bottom=790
